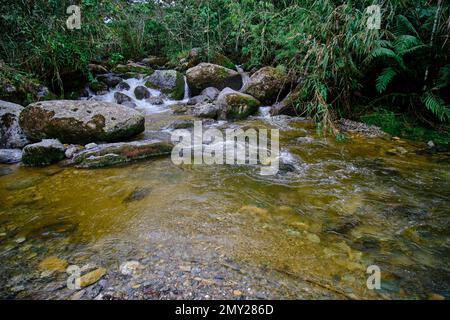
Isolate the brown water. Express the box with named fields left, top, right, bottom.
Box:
left=0, top=112, right=449, bottom=299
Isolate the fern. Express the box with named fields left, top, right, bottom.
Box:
left=422, top=93, right=450, bottom=122
left=376, top=67, right=397, bottom=93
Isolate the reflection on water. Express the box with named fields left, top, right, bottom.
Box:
left=0, top=115, right=449, bottom=299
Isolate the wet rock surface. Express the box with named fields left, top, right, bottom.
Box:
left=22, top=139, right=65, bottom=166
left=145, top=70, right=185, bottom=100
left=19, top=100, right=145, bottom=144
left=0, top=149, right=22, bottom=164
left=0, top=100, right=30, bottom=148
left=72, top=139, right=174, bottom=168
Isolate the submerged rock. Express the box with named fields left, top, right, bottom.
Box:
left=80, top=267, right=106, bottom=287
left=38, top=256, right=68, bottom=272
left=19, top=100, right=145, bottom=144
left=22, top=139, right=65, bottom=166
left=72, top=139, right=174, bottom=168
left=0, top=100, right=30, bottom=148
left=186, top=63, right=242, bottom=96
left=123, top=187, right=152, bottom=203
left=243, top=66, right=289, bottom=105
left=120, top=261, right=142, bottom=276
left=216, top=88, right=260, bottom=120
left=145, top=70, right=185, bottom=100
left=0, top=149, right=22, bottom=164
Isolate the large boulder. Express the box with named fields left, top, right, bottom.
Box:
left=216, top=88, right=260, bottom=120
left=0, top=100, right=30, bottom=148
left=0, top=149, right=22, bottom=164
left=243, top=66, right=289, bottom=105
left=22, top=139, right=65, bottom=166
left=19, top=100, right=145, bottom=144
left=145, top=70, right=185, bottom=100
left=72, top=139, right=173, bottom=168
left=186, top=63, right=242, bottom=96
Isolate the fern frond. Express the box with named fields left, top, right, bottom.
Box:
left=376, top=67, right=397, bottom=93
left=422, top=93, right=450, bottom=122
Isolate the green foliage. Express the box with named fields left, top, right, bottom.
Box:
left=0, top=0, right=448, bottom=133
left=362, top=109, right=450, bottom=145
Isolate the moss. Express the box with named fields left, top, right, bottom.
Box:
left=224, top=94, right=260, bottom=120
left=73, top=141, right=173, bottom=168
left=22, top=146, right=65, bottom=166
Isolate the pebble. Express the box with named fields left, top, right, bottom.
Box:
left=120, top=261, right=142, bottom=276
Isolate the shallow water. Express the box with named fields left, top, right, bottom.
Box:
left=1, top=80, right=449, bottom=299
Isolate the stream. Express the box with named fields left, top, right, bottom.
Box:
left=0, top=74, right=449, bottom=300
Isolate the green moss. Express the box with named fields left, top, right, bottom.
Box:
left=22, top=146, right=65, bottom=166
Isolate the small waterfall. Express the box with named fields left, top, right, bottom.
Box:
left=183, top=76, right=190, bottom=100
left=236, top=65, right=250, bottom=91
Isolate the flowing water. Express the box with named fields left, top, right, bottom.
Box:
left=0, top=75, right=449, bottom=299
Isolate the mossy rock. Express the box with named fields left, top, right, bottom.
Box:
left=72, top=140, right=174, bottom=168
left=112, top=63, right=154, bottom=76
left=145, top=70, right=185, bottom=100
left=216, top=88, right=260, bottom=120
left=19, top=100, right=145, bottom=144
left=22, top=139, right=65, bottom=166
left=186, top=63, right=242, bottom=96
left=243, top=66, right=289, bottom=105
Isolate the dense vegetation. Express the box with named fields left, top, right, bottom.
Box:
left=1, top=0, right=449, bottom=142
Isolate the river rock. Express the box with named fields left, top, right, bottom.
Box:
left=88, top=81, right=108, bottom=94
left=19, top=100, right=145, bottom=144
left=186, top=63, right=242, bottom=96
left=269, top=88, right=302, bottom=116
left=120, top=261, right=142, bottom=276
left=188, top=103, right=220, bottom=119
left=243, top=66, right=289, bottom=105
left=96, top=74, right=122, bottom=88
left=201, top=87, right=220, bottom=100
left=216, top=88, right=260, bottom=120
left=187, top=95, right=209, bottom=105
left=72, top=139, right=174, bottom=168
left=117, top=81, right=131, bottom=91
left=22, top=139, right=65, bottom=166
left=0, top=100, right=30, bottom=148
left=134, top=86, right=150, bottom=100
left=0, top=149, right=22, bottom=163
left=114, top=92, right=132, bottom=104
left=145, top=70, right=185, bottom=100
left=112, top=62, right=154, bottom=76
